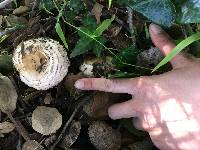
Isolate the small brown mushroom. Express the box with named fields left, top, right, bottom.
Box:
left=0, top=75, right=17, bottom=113
left=32, top=106, right=62, bottom=135
left=88, top=121, right=121, bottom=150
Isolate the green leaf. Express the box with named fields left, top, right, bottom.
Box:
left=153, top=32, right=200, bottom=72
left=108, top=71, right=137, bottom=78
left=39, top=0, right=55, bottom=11
left=70, top=37, right=92, bottom=58
left=82, top=15, right=98, bottom=30
left=0, top=54, right=13, bottom=75
left=174, top=0, right=200, bottom=23
left=55, top=22, right=68, bottom=49
left=70, top=15, right=112, bottom=57
left=94, top=15, right=115, bottom=37
left=0, top=35, right=8, bottom=43
left=92, top=37, right=106, bottom=57
left=70, top=0, right=84, bottom=13
left=127, top=0, right=176, bottom=27
left=63, top=10, right=77, bottom=23
left=112, top=45, right=140, bottom=68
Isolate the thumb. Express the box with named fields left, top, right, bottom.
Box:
left=149, top=23, right=190, bottom=69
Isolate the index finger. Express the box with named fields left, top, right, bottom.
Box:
left=74, top=77, right=146, bottom=95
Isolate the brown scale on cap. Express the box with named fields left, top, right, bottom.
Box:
left=22, top=47, right=48, bottom=74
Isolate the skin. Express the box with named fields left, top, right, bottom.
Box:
left=75, top=24, right=200, bottom=150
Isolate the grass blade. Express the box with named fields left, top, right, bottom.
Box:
left=108, top=0, right=112, bottom=9
left=94, top=15, right=115, bottom=37
left=153, top=32, right=200, bottom=72
left=55, top=22, right=68, bottom=49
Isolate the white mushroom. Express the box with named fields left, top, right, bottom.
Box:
left=13, top=38, right=70, bottom=90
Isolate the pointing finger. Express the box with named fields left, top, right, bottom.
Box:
left=75, top=78, right=135, bottom=94
left=75, top=77, right=150, bottom=95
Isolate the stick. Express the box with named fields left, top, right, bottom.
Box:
left=50, top=94, right=93, bottom=150
left=127, top=7, right=136, bottom=48
left=6, top=110, right=30, bottom=141
left=0, top=0, right=12, bottom=9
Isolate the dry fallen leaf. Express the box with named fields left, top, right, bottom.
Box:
left=60, top=120, right=81, bottom=148
left=64, top=73, right=85, bottom=96
left=0, top=75, right=18, bottom=113
left=106, top=24, right=131, bottom=50
left=32, top=106, right=62, bottom=135
left=22, top=140, right=44, bottom=150
left=4, top=15, right=28, bottom=26
left=88, top=121, right=121, bottom=150
left=13, top=6, right=29, bottom=15
left=25, top=0, right=35, bottom=7
left=0, top=122, right=15, bottom=134
left=91, top=2, right=104, bottom=24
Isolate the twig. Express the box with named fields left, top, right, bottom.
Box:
left=127, top=7, right=136, bottom=48
left=50, top=94, right=93, bottom=150
left=0, top=0, right=12, bottom=9
left=6, top=110, right=30, bottom=141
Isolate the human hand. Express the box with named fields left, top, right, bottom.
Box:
left=75, top=24, right=200, bottom=150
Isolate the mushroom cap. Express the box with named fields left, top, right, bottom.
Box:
left=22, top=140, right=44, bottom=150
left=32, top=106, right=62, bottom=135
left=88, top=121, right=121, bottom=150
left=13, top=38, right=70, bottom=90
left=0, top=75, right=17, bottom=113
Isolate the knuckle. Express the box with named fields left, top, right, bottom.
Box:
left=136, top=76, right=151, bottom=91
left=87, top=79, right=95, bottom=89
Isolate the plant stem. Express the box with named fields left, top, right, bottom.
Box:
left=50, top=94, right=93, bottom=149
left=127, top=7, right=136, bottom=48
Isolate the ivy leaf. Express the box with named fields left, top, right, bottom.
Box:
left=92, top=37, right=106, bottom=57
left=71, top=16, right=114, bottom=57
left=122, top=0, right=176, bottom=27
left=82, top=15, right=98, bottom=30
left=39, top=0, right=55, bottom=11
left=55, top=22, right=68, bottom=49
left=112, top=45, right=140, bottom=69
left=70, top=0, right=85, bottom=13
left=70, top=37, right=92, bottom=58
left=174, top=0, right=200, bottom=23
left=63, top=10, right=77, bottom=23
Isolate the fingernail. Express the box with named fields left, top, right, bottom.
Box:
left=150, top=23, right=163, bottom=34
left=75, top=80, right=84, bottom=89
